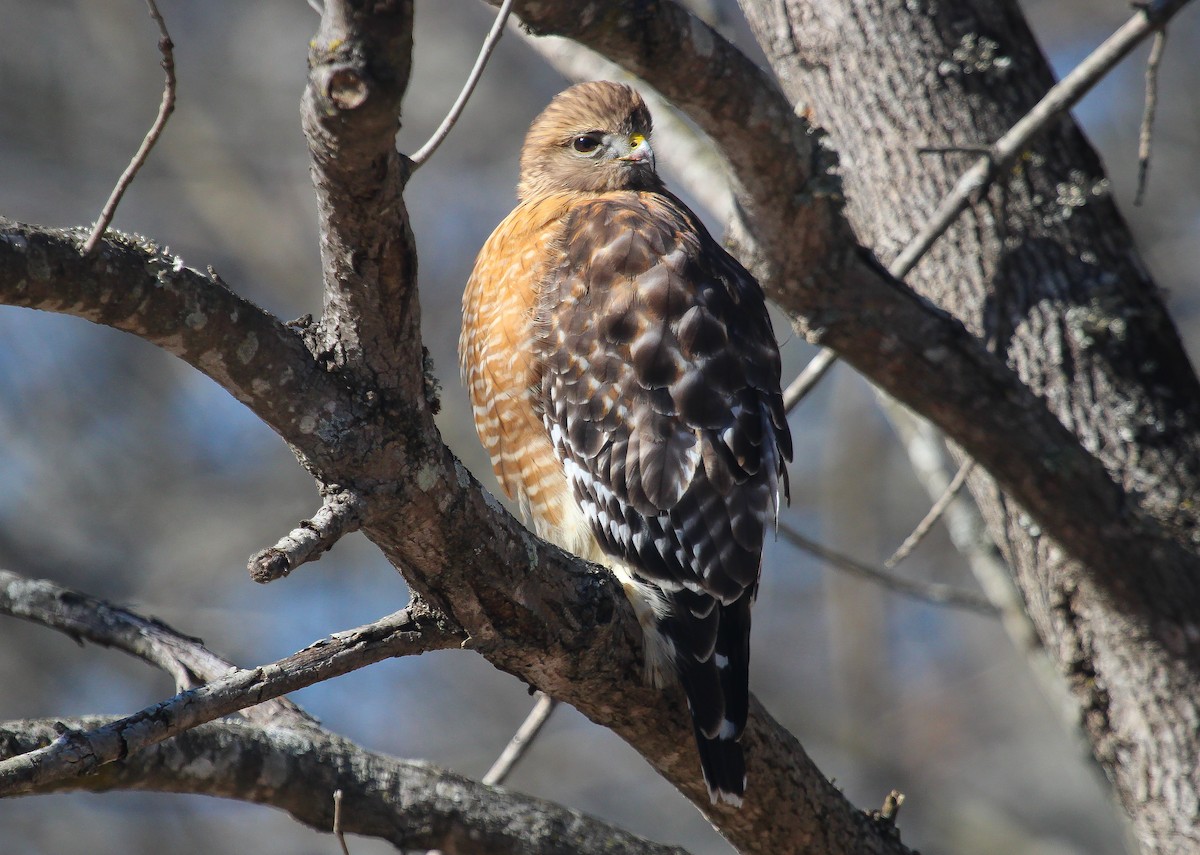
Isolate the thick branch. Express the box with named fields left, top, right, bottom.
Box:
left=304, top=0, right=422, bottom=397
left=0, top=602, right=463, bottom=796
left=0, top=717, right=688, bottom=855
left=0, top=221, right=355, bottom=472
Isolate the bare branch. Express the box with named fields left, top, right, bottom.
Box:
left=408, top=0, right=516, bottom=168
left=82, top=0, right=176, bottom=256
left=1135, top=27, right=1168, bottom=206
left=781, top=0, right=1189, bottom=402
left=0, top=569, right=315, bottom=730
left=0, top=601, right=463, bottom=796
left=889, top=0, right=1192, bottom=279
left=482, top=692, right=559, bottom=787
left=884, top=459, right=973, bottom=570
left=0, top=221, right=353, bottom=473
left=782, top=348, right=839, bottom=414
left=0, top=717, right=690, bottom=855
left=333, top=789, right=351, bottom=855
left=248, top=490, right=366, bottom=583
left=778, top=524, right=997, bottom=615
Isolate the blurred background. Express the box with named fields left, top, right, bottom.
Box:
left=1, top=1, right=1197, bottom=853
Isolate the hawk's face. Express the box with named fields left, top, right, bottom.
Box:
left=517, top=81, right=662, bottom=201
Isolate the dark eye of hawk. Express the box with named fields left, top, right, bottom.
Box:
left=571, top=134, right=602, bottom=154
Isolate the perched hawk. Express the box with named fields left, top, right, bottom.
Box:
left=460, top=81, right=791, bottom=805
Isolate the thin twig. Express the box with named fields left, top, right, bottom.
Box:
left=0, top=603, right=464, bottom=796
left=481, top=692, right=559, bottom=787
left=778, top=524, right=996, bottom=615
left=82, top=0, right=176, bottom=256
left=781, top=0, right=1190, bottom=407
left=884, top=459, right=974, bottom=569
left=408, top=0, right=515, bottom=168
left=333, top=789, right=351, bottom=855
left=783, top=348, right=839, bottom=414
left=1135, top=28, right=1168, bottom=206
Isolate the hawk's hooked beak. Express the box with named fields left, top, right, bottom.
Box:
left=617, top=132, right=655, bottom=168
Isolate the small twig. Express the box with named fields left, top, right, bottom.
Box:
left=408, top=0, right=516, bottom=168
left=778, top=524, right=996, bottom=615
left=481, top=692, right=559, bottom=787
left=783, top=348, right=839, bottom=414
left=0, top=603, right=464, bottom=796
left=877, top=790, right=905, bottom=824
left=82, top=0, right=176, bottom=256
left=333, top=789, right=351, bottom=855
left=915, top=145, right=992, bottom=156
left=1135, top=28, right=1168, bottom=205
left=0, top=568, right=315, bottom=729
left=248, top=491, right=365, bottom=583
left=884, top=459, right=974, bottom=569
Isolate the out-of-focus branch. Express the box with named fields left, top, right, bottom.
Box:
left=0, top=602, right=463, bottom=796
left=0, top=569, right=314, bottom=730
left=1135, top=28, right=1168, bottom=206
left=409, top=0, right=516, bottom=168
left=482, top=692, right=559, bottom=787
left=0, top=717, right=690, bottom=855
left=248, top=490, right=366, bottom=583
left=82, top=0, right=176, bottom=256
left=884, top=460, right=973, bottom=570
left=779, top=524, right=997, bottom=615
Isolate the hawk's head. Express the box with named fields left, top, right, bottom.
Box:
left=517, top=81, right=662, bottom=201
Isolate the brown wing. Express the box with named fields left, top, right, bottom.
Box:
left=535, top=191, right=791, bottom=604
left=534, top=191, right=791, bottom=797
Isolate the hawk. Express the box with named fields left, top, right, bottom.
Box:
left=460, top=81, right=791, bottom=805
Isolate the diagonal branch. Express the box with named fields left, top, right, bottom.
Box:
left=0, top=717, right=689, bottom=855
left=0, top=601, right=463, bottom=797
left=409, top=0, right=516, bottom=168
left=0, top=220, right=353, bottom=473
left=0, top=569, right=314, bottom=730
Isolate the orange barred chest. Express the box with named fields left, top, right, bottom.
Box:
left=459, top=196, right=601, bottom=558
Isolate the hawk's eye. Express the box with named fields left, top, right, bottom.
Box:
left=571, top=134, right=601, bottom=153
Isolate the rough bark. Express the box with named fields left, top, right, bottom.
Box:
left=0, top=718, right=689, bottom=855
left=736, top=1, right=1200, bottom=851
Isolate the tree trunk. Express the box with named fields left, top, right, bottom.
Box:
left=738, top=1, right=1200, bottom=850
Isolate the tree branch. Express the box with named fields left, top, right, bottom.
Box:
left=0, top=601, right=463, bottom=796
left=0, top=717, right=689, bottom=855
left=248, top=490, right=366, bottom=583
left=303, top=0, right=423, bottom=398
left=0, top=220, right=354, bottom=473
left=887, top=0, right=1194, bottom=279
left=778, top=524, right=997, bottom=615
left=0, top=569, right=315, bottom=730
left=482, top=692, right=559, bottom=787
